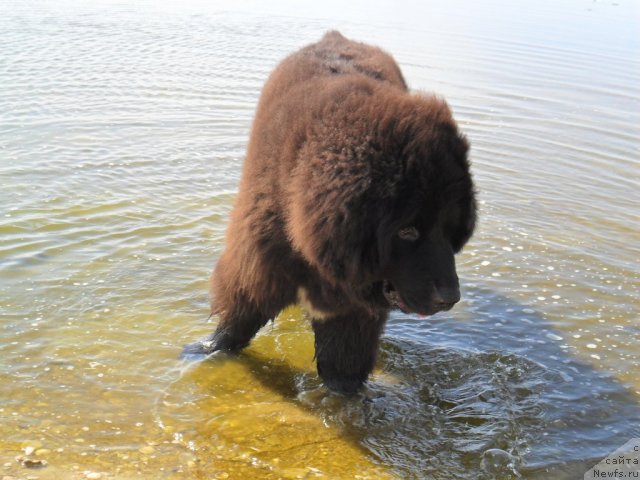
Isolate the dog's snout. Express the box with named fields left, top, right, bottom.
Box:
left=433, top=285, right=460, bottom=308
left=435, top=302, right=456, bottom=312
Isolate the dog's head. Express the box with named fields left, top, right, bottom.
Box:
left=376, top=96, right=476, bottom=315
left=288, top=88, right=475, bottom=315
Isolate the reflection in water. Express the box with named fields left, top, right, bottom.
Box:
left=1, top=0, right=638, bottom=478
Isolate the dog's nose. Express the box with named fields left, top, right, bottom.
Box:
left=435, top=301, right=456, bottom=312
left=434, top=286, right=460, bottom=309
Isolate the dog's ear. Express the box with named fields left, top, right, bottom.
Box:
left=286, top=149, right=381, bottom=286
left=451, top=193, right=477, bottom=253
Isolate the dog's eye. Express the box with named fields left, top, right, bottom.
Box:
left=398, top=226, right=420, bottom=241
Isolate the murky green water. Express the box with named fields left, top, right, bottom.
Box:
left=1, top=0, right=639, bottom=478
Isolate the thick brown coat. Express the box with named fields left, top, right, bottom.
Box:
left=184, top=31, right=476, bottom=393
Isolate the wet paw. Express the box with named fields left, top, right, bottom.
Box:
left=180, top=339, right=217, bottom=359
left=318, top=369, right=367, bottom=395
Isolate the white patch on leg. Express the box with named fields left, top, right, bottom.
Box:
left=297, top=287, right=330, bottom=320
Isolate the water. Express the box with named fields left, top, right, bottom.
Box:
left=1, top=0, right=639, bottom=478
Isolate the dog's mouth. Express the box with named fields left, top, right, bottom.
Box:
left=383, top=280, right=411, bottom=313
left=382, top=280, right=444, bottom=317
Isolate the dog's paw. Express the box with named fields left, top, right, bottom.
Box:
left=180, top=339, right=217, bottom=359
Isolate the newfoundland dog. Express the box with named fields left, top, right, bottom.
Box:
left=184, top=31, right=476, bottom=394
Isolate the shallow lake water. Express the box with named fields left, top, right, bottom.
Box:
left=1, top=0, right=639, bottom=478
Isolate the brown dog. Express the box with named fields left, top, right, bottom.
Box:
left=184, top=31, right=476, bottom=394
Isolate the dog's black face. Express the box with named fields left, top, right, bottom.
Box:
left=378, top=143, right=476, bottom=316
left=382, top=223, right=461, bottom=315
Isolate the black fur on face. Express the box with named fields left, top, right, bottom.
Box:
left=377, top=130, right=476, bottom=316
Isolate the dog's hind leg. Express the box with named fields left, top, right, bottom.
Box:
left=182, top=294, right=273, bottom=356
left=311, top=308, right=387, bottom=394
left=182, top=251, right=289, bottom=357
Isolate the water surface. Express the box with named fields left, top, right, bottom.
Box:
left=1, top=0, right=639, bottom=478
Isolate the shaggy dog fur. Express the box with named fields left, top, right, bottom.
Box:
left=184, top=31, right=476, bottom=394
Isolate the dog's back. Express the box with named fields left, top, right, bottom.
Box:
left=260, top=31, right=407, bottom=108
